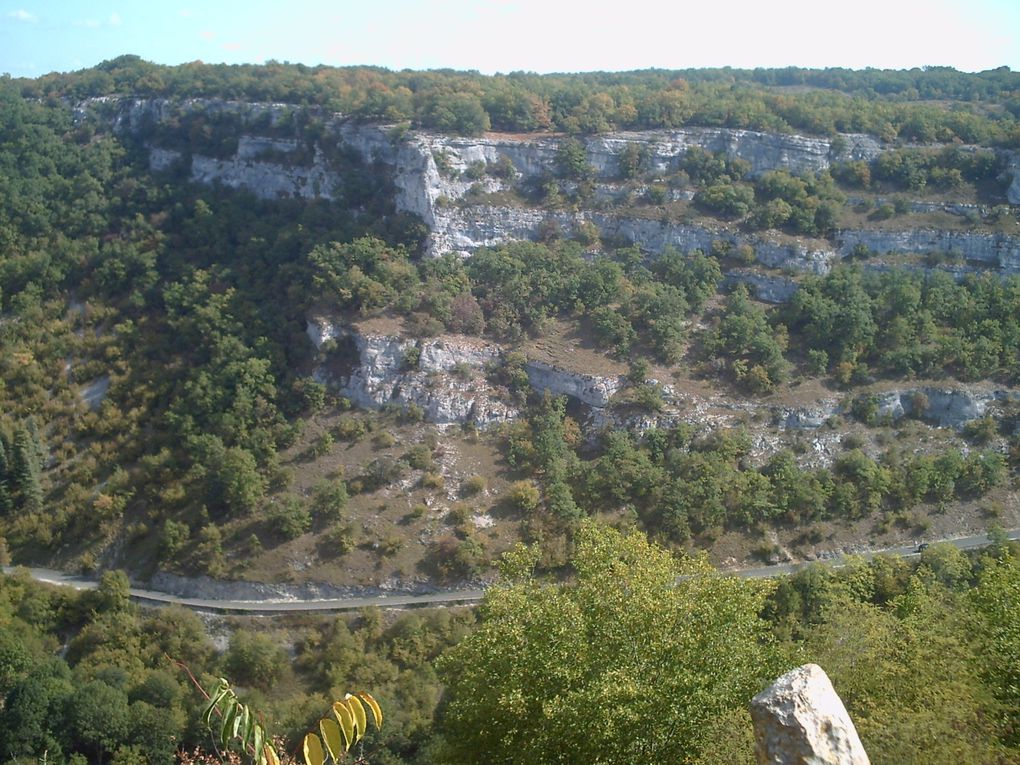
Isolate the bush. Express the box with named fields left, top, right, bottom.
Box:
left=268, top=495, right=312, bottom=540
left=405, top=444, right=435, bottom=470
left=507, top=480, right=541, bottom=512
left=324, top=522, right=357, bottom=555
left=312, top=479, right=348, bottom=520
left=421, top=472, right=445, bottom=489
left=460, top=475, right=487, bottom=497
left=807, top=349, right=829, bottom=376
left=964, top=416, right=998, bottom=445
left=310, top=431, right=334, bottom=457
left=336, top=416, right=367, bottom=441
left=363, top=456, right=405, bottom=489
left=159, top=520, right=190, bottom=558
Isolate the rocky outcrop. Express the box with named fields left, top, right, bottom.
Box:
left=433, top=204, right=837, bottom=272
left=724, top=272, right=801, bottom=303
left=91, top=97, right=1018, bottom=276
left=189, top=145, right=339, bottom=200
left=874, top=386, right=1018, bottom=428
left=1007, top=152, right=1020, bottom=206
left=751, top=663, right=871, bottom=765
left=308, top=317, right=631, bottom=425
left=776, top=401, right=840, bottom=430
left=525, top=360, right=625, bottom=409
left=307, top=317, right=516, bottom=427
left=837, top=228, right=1020, bottom=274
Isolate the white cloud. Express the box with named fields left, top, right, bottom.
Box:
left=74, top=18, right=101, bottom=28
left=179, top=8, right=193, bottom=17
left=7, top=9, right=38, bottom=22
left=109, top=12, right=122, bottom=26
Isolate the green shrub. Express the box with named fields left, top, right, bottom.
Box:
left=507, top=480, right=541, bottom=512
left=421, top=472, right=445, bottom=489
left=312, top=479, right=348, bottom=520
left=268, top=495, right=312, bottom=540
left=405, top=444, right=435, bottom=470
left=460, top=475, right=487, bottom=497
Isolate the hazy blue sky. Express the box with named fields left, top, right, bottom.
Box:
left=2, top=0, right=1018, bottom=78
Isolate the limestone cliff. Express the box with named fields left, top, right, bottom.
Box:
left=90, top=97, right=1019, bottom=279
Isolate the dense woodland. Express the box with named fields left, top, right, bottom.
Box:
left=2, top=61, right=1020, bottom=763
left=0, top=528, right=1018, bottom=764
left=13, top=57, right=1020, bottom=144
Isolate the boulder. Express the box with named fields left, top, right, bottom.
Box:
left=750, top=663, right=870, bottom=765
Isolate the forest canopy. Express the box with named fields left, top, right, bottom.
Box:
left=12, top=57, right=1020, bottom=144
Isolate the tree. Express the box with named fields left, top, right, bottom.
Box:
left=224, top=630, right=287, bottom=690
left=10, top=423, right=43, bottom=513
left=68, top=680, right=131, bottom=765
left=970, top=557, right=1020, bottom=748
left=436, top=522, right=780, bottom=765
left=0, top=434, right=11, bottom=514
left=803, top=587, right=1003, bottom=765
left=0, top=662, right=74, bottom=762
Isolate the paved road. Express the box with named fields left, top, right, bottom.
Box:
left=734, top=527, right=1020, bottom=579
left=4, top=527, right=1018, bottom=615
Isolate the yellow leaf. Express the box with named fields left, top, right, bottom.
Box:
left=320, top=717, right=345, bottom=761
left=345, top=693, right=368, bottom=740
left=356, top=691, right=383, bottom=729
left=332, top=701, right=355, bottom=747
left=264, top=744, right=280, bottom=765
left=303, top=732, right=325, bottom=765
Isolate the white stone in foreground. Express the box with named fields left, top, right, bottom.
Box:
left=750, top=663, right=870, bottom=765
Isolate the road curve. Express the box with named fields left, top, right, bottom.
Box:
left=4, top=527, right=1018, bottom=615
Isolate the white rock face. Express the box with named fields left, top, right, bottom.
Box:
left=524, top=360, right=625, bottom=409
left=1007, top=153, right=1020, bottom=205
left=837, top=229, right=1020, bottom=274
left=724, top=272, right=800, bottom=303
left=307, top=318, right=518, bottom=427
left=188, top=146, right=339, bottom=200
left=308, top=317, right=630, bottom=424
left=94, top=97, right=1019, bottom=276
left=751, top=663, right=871, bottom=765
left=873, top=386, right=1017, bottom=428
left=148, top=147, right=182, bottom=171
left=401, top=127, right=877, bottom=260
left=776, top=401, right=840, bottom=430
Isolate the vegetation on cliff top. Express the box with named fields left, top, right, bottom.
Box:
left=12, top=56, right=1020, bottom=143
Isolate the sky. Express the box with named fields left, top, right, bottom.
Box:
left=1, top=0, right=1018, bottom=79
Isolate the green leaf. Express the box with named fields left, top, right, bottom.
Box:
left=240, top=706, right=254, bottom=747
left=220, top=699, right=238, bottom=746
left=253, top=724, right=265, bottom=763
left=345, top=694, right=368, bottom=741
left=320, top=717, right=345, bottom=761
left=303, top=732, right=325, bottom=765
left=357, top=691, right=383, bottom=729
left=231, top=703, right=245, bottom=739
left=332, top=701, right=355, bottom=748
left=201, top=683, right=229, bottom=727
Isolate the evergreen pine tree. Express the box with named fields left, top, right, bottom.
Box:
left=11, top=425, right=43, bottom=513
left=0, top=435, right=11, bottom=514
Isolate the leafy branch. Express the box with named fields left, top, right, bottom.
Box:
left=170, top=655, right=381, bottom=765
